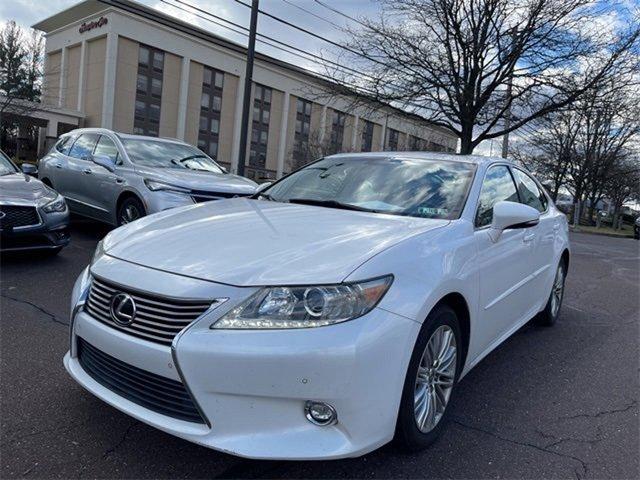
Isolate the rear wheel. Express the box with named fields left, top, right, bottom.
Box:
left=536, top=261, right=566, bottom=326
left=117, top=197, right=145, bottom=226
left=396, top=305, right=461, bottom=451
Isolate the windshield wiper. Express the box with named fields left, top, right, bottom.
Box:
left=253, top=191, right=276, bottom=201
left=288, top=198, right=378, bottom=213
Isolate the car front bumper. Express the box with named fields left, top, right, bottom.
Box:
left=0, top=206, right=70, bottom=252
left=65, top=258, right=420, bottom=460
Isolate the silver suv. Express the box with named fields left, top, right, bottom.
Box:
left=38, top=128, right=257, bottom=225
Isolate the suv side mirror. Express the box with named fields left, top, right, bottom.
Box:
left=489, top=201, right=540, bottom=242
left=255, top=182, right=272, bottom=194
left=21, top=163, right=38, bottom=176
left=92, top=154, right=116, bottom=172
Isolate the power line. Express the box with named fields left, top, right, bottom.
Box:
left=279, top=0, right=344, bottom=30
left=232, top=0, right=388, bottom=67
left=161, top=0, right=385, bottom=86
left=313, top=0, right=370, bottom=29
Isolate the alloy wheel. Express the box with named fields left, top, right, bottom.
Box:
left=120, top=205, right=141, bottom=224
left=550, top=264, right=565, bottom=317
left=414, top=325, right=457, bottom=433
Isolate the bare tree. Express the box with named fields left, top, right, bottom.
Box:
left=325, top=0, right=639, bottom=154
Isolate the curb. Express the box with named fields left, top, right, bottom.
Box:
left=569, top=228, right=635, bottom=239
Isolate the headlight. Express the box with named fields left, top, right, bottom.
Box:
left=211, top=275, right=393, bottom=329
left=144, top=179, right=191, bottom=194
left=42, top=195, right=67, bottom=213
left=91, top=239, right=105, bottom=266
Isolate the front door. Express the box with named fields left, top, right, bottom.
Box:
left=473, top=165, right=534, bottom=354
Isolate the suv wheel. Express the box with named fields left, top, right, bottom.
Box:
left=117, top=197, right=145, bottom=226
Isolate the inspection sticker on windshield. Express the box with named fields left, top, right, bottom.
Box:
left=418, top=206, right=447, bottom=217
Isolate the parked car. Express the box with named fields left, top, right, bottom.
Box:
left=634, top=216, right=639, bottom=239
left=66, top=152, right=569, bottom=460
left=39, top=128, right=258, bottom=226
left=0, top=149, right=70, bottom=254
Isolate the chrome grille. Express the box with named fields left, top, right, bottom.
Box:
left=78, top=338, right=205, bottom=424
left=0, top=205, right=40, bottom=229
left=85, top=276, right=212, bottom=346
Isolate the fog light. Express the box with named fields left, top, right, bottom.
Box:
left=305, top=401, right=337, bottom=426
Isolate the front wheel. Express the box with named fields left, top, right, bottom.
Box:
left=117, top=197, right=146, bottom=226
left=536, top=261, right=566, bottom=326
left=395, top=305, right=461, bottom=451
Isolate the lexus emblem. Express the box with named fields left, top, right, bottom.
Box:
left=110, top=293, right=136, bottom=326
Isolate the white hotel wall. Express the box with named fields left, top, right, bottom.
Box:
left=41, top=6, right=457, bottom=177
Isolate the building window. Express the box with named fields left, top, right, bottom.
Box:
left=197, top=67, right=224, bottom=159
left=293, top=98, right=312, bottom=168
left=387, top=128, right=399, bottom=150
left=134, top=45, right=164, bottom=136
left=249, top=85, right=272, bottom=169
left=361, top=120, right=374, bottom=151
left=408, top=135, right=421, bottom=151
left=329, top=110, right=346, bottom=154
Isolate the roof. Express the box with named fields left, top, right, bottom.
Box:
left=32, top=0, right=455, bottom=137
left=62, top=127, right=186, bottom=144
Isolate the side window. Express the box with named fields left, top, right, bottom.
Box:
left=475, top=165, right=520, bottom=228
left=55, top=136, right=75, bottom=155
left=94, top=135, right=121, bottom=165
left=68, top=134, right=99, bottom=160
left=512, top=168, right=546, bottom=213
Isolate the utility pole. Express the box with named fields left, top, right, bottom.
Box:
left=236, top=0, right=259, bottom=177
left=501, top=78, right=512, bottom=159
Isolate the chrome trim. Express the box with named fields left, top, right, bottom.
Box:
left=64, top=196, right=110, bottom=213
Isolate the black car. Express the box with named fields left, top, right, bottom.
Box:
left=0, top=150, right=70, bottom=254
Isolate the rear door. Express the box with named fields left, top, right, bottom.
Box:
left=511, top=167, right=556, bottom=311
left=86, top=134, right=123, bottom=217
left=473, top=165, right=532, bottom=353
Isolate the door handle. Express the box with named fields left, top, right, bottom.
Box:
left=553, top=223, right=560, bottom=232
left=83, top=168, right=93, bottom=174
left=55, top=163, right=62, bottom=169
left=523, top=232, right=536, bottom=243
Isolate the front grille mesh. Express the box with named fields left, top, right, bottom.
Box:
left=85, top=277, right=212, bottom=346
left=0, top=205, right=40, bottom=228
left=77, top=338, right=205, bottom=424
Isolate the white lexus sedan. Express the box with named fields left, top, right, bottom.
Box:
left=65, top=152, right=569, bottom=460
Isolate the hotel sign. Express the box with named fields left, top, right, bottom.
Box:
left=79, top=17, right=108, bottom=34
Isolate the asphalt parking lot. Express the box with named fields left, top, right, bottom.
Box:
left=1, top=222, right=638, bottom=479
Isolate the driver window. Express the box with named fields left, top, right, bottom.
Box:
left=68, top=133, right=99, bottom=160
left=94, top=135, right=121, bottom=165
left=475, top=165, right=519, bottom=228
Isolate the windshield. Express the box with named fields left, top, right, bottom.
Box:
left=264, top=156, right=475, bottom=219
left=122, top=139, right=224, bottom=173
left=0, top=151, right=18, bottom=176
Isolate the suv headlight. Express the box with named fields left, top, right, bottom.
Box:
left=144, top=179, right=190, bottom=194
left=211, top=275, right=393, bottom=329
left=42, top=195, right=67, bottom=213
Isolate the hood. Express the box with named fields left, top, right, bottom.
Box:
left=0, top=173, right=52, bottom=203
left=104, top=199, right=448, bottom=286
left=135, top=166, right=257, bottom=195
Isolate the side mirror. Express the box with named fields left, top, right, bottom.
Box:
left=92, top=154, right=115, bottom=172
left=255, top=182, right=272, bottom=193
left=488, top=201, right=540, bottom=242
left=21, top=163, right=38, bottom=176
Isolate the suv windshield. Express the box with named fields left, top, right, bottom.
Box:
left=122, top=139, right=224, bottom=173
left=263, top=156, right=475, bottom=219
left=0, top=151, right=18, bottom=176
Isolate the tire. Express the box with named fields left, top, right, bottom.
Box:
left=117, top=196, right=146, bottom=226
left=536, top=261, right=566, bottom=326
left=395, top=304, right=462, bottom=452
